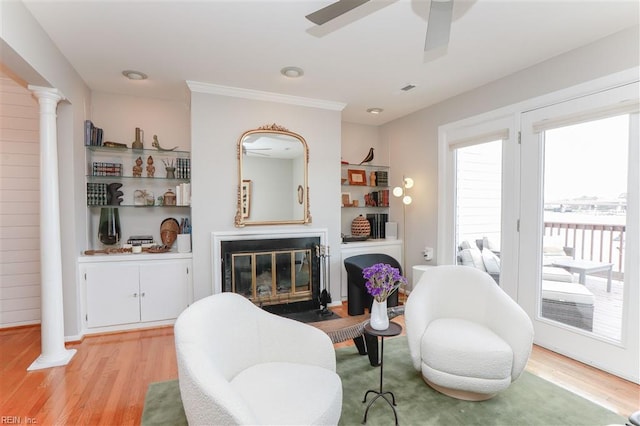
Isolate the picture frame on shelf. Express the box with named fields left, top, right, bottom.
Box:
left=241, top=179, right=251, bottom=218
left=341, top=192, right=352, bottom=207
left=348, top=169, right=367, bottom=186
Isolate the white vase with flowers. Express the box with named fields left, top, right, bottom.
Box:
left=363, top=263, right=407, bottom=331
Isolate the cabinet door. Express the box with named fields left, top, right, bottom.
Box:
left=84, top=263, right=140, bottom=327
left=139, top=260, right=190, bottom=322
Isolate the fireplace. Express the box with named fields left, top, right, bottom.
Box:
left=215, top=231, right=326, bottom=314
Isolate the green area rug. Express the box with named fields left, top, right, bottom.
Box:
left=142, top=337, right=625, bottom=425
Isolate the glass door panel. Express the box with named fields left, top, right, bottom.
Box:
left=541, top=115, right=628, bottom=341
left=455, top=140, right=503, bottom=282
left=519, top=81, right=638, bottom=381
left=294, top=250, right=312, bottom=292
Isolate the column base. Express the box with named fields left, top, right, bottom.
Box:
left=27, top=348, right=77, bottom=371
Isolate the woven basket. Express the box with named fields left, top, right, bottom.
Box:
left=351, top=215, right=371, bottom=237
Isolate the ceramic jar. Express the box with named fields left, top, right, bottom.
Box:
left=163, top=188, right=176, bottom=206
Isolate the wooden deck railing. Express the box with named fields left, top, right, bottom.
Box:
left=544, top=221, right=626, bottom=275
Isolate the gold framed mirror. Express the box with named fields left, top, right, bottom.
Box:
left=235, top=124, right=311, bottom=227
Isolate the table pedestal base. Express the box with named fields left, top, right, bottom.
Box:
left=362, top=389, right=398, bottom=425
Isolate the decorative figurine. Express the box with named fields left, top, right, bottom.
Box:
left=133, top=156, right=143, bottom=177
left=359, top=147, right=374, bottom=165
left=152, top=134, right=178, bottom=151
left=146, top=155, right=155, bottom=177
left=370, top=171, right=376, bottom=187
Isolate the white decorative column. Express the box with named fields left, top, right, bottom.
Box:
left=27, top=85, right=76, bottom=370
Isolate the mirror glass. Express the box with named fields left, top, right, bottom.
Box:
left=235, top=124, right=310, bottom=226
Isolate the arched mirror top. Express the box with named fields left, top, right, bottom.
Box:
left=235, top=124, right=311, bottom=227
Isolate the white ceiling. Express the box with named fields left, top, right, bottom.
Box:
left=23, top=0, right=639, bottom=125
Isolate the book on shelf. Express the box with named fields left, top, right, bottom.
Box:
left=176, top=157, right=191, bottom=179
left=84, top=120, right=104, bottom=146
left=364, top=189, right=389, bottom=206
left=127, top=235, right=155, bottom=244
left=92, top=162, right=123, bottom=176
left=175, top=182, right=191, bottom=206
left=374, top=170, right=388, bottom=186
left=366, top=213, right=388, bottom=239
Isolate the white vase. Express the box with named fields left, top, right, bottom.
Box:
left=370, top=299, right=389, bottom=330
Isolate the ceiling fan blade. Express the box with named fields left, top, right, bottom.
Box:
left=424, top=0, right=454, bottom=51
left=306, top=0, right=370, bottom=25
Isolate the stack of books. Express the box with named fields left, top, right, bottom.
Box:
left=176, top=158, right=191, bottom=179
left=364, top=189, right=389, bottom=207
left=374, top=171, right=388, bottom=187
left=84, top=120, right=104, bottom=146
left=175, top=183, right=191, bottom=206
left=92, top=162, right=123, bottom=176
left=127, top=235, right=154, bottom=245
left=366, top=213, right=388, bottom=239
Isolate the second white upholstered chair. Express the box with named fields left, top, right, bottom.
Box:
left=405, top=265, right=534, bottom=401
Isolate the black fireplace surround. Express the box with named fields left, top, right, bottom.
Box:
left=221, top=236, right=321, bottom=315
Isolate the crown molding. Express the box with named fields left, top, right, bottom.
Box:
left=186, top=81, right=346, bottom=111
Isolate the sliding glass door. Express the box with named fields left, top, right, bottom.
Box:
left=519, top=82, right=639, bottom=381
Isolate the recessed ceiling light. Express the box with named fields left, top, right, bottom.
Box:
left=122, top=70, right=148, bottom=80
left=367, top=108, right=383, bottom=114
left=280, top=66, right=304, bottom=78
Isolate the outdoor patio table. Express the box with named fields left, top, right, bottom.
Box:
left=551, top=259, right=614, bottom=292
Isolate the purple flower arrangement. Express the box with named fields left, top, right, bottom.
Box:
left=363, top=263, right=407, bottom=302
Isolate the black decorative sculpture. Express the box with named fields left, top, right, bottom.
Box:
left=107, top=182, right=123, bottom=206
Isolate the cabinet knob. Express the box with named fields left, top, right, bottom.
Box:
left=141, top=292, right=146, bottom=297
left=133, top=293, right=138, bottom=298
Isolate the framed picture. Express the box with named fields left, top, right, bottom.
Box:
left=348, top=169, right=367, bottom=186
left=341, top=192, right=351, bottom=207
left=241, top=180, right=251, bottom=218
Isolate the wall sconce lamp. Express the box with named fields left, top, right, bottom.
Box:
left=393, top=176, right=414, bottom=281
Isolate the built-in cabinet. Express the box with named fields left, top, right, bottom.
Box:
left=79, top=254, right=192, bottom=333
left=340, top=163, right=390, bottom=238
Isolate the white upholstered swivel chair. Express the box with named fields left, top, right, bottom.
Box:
left=174, top=292, right=343, bottom=425
left=405, top=265, right=533, bottom=401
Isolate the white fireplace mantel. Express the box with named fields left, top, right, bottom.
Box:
left=211, top=228, right=329, bottom=295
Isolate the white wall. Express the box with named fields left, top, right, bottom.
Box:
left=381, top=26, right=640, bottom=284
left=0, top=70, right=41, bottom=327
left=189, top=90, right=342, bottom=301
left=1, top=1, right=92, bottom=338
left=341, top=122, right=385, bottom=166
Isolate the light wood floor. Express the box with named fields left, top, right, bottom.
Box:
left=1, top=309, right=638, bottom=425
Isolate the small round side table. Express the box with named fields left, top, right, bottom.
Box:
left=362, top=321, right=402, bottom=425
